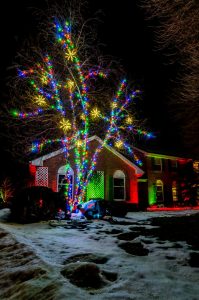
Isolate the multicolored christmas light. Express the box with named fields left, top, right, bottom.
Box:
left=14, top=19, right=153, bottom=206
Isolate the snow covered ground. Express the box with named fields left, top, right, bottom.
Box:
left=0, top=208, right=199, bottom=300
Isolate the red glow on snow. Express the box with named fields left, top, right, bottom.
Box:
left=147, top=206, right=199, bottom=212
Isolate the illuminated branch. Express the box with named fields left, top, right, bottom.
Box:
left=10, top=16, right=153, bottom=205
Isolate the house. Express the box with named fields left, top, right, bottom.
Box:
left=133, top=147, right=198, bottom=209
left=29, top=136, right=144, bottom=206
left=29, top=135, right=198, bottom=210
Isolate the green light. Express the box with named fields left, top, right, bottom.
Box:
left=86, top=171, right=104, bottom=201
left=11, top=110, right=18, bottom=117
left=149, top=184, right=156, bottom=205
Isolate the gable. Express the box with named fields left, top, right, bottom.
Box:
left=133, top=146, right=192, bottom=161
left=30, top=135, right=144, bottom=177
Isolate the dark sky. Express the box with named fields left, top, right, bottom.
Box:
left=0, top=0, right=185, bottom=178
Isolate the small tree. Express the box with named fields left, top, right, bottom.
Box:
left=10, top=17, right=152, bottom=206
left=0, top=178, right=14, bottom=206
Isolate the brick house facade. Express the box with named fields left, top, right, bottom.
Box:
left=30, top=136, right=198, bottom=209
left=30, top=136, right=143, bottom=205
left=134, top=147, right=197, bottom=209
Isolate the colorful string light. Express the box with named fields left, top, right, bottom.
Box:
left=14, top=19, right=153, bottom=206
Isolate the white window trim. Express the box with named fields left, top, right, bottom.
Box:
left=113, top=170, right=126, bottom=201
left=155, top=179, right=164, bottom=203
left=57, top=166, right=74, bottom=199
left=153, top=158, right=162, bottom=172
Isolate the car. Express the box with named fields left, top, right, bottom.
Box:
left=77, top=198, right=128, bottom=219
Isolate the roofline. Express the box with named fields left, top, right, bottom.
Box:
left=91, top=136, right=144, bottom=176
left=30, top=148, right=65, bottom=166
left=30, top=135, right=144, bottom=176
left=133, top=146, right=192, bottom=161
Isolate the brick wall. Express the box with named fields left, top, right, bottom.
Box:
left=40, top=139, right=138, bottom=202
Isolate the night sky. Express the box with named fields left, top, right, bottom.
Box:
left=0, top=0, right=186, bottom=178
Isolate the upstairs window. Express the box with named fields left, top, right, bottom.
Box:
left=152, top=157, right=162, bottom=171
left=170, top=160, right=178, bottom=171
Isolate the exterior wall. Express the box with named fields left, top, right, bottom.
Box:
left=95, top=144, right=138, bottom=203
left=137, top=153, right=194, bottom=207
left=146, top=157, right=178, bottom=206
left=138, top=180, right=148, bottom=210
left=43, top=152, right=66, bottom=192
left=32, top=139, right=139, bottom=203
left=30, top=140, right=196, bottom=208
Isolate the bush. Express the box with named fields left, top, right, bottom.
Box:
left=107, top=201, right=129, bottom=217
left=10, top=186, right=63, bottom=223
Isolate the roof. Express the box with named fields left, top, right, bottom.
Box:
left=30, top=135, right=144, bottom=177
left=133, top=146, right=192, bottom=161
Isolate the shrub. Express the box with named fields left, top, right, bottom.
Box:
left=10, top=186, right=63, bottom=223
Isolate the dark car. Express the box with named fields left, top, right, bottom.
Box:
left=77, top=198, right=128, bottom=219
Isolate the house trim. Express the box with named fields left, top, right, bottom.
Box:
left=138, top=179, right=148, bottom=182
left=30, top=135, right=144, bottom=177
left=133, top=146, right=192, bottom=161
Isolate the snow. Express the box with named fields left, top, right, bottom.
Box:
left=0, top=208, right=199, bottom=299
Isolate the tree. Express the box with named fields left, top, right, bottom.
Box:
left=140, top=0, right=199, bottom=156
left=8, top=14, right=152, bottom=205
left=0, top=177, right=14, bottom=206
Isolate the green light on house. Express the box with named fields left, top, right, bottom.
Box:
left=149, top=184, right=156, bottom=206
left=86, top=171, right=104, bottom=201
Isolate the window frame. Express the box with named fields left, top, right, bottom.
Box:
left=57, top=166, right=74, bottom=200
left=113, top=170, right=126, bottom=201
left=152, top=157, right=162, bottom=172
left=172, top=180, right=178, bottom=202
left=155, top=179, right=164, bottom=204
left=170, top=160, right=178, bottom=171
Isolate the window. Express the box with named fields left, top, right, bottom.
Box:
left=152, top=157, right=162, bottom=171
left=57, top=166, right=74, bottom=200
left=172, top=181, right=178, bottom=202
left=155, top=179, right=164, bottom=204
left=193, top=161, right=199, bottom=173
left=113, top=170, right=125, bottom=200
left=170, top=160, right=178, bottom=171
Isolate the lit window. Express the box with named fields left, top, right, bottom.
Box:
left=113, top=170, right=125, bottom=200
left=155, top=179, right=164, bottom=204
left=57, top=166, right=74, bottom=200
left=172, top=181, right=178, bottom=202
left=193, top=161, right=199, bottom=173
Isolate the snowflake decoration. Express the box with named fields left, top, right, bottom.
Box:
left=65, top=48, right=77, bottom=61
left=59, top=118, right=71, bottom=132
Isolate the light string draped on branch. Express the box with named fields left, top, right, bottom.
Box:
left=13, top=19, right=153, bottom=205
